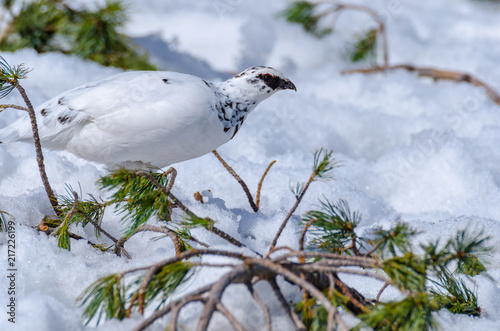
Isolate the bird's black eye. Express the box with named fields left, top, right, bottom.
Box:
left=261, top=74, right=274, bottom=83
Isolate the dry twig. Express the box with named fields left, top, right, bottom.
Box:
left=0, top=103, right=28, bottom=111
left=256, top=160, right=276, bottom=209
left=13, top=82, right=60, bottom=216
left=212, top=150, right=259, bottom=212
left=342, top=64, right=500, bottom=106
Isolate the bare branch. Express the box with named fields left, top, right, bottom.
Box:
left=197, top=264, right=250, bottom=331
left=162, top=167, right=177, bottom=193
left=299, top=218, right=316, bottom=253
left=216, top=302, right=246, bottom=331
left=376, top=282, right=390, bottom=303
left=138, top=264, right=161, bottom=315
left=13, top=82, right=60, bottom=216
left=0, top=103, right=28, bottom=111
left=268, top=170, right=317, bottom=255
left=114, top=224, right=181, bottom=258
left=77, top=210, right=119, bottom=244
left=269, top=278, right=306, bottom=331
left=212, top=150, right=259, bottom=212
left=256, top=160, right=276, bottom=209
left=252, top=259, right=346, bottom=330
left=247, top=284, right=271, bottom=331
left=342, top=64, right=500, bottom=106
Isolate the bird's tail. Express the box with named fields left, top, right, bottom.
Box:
left=0, top=121, right=30, bottom=144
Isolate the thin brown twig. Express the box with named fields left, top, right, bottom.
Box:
left=299, top=218, right=316, bottom=253
left=197, top=265, right=249, bottom=331
left=269, top=278, right=307, bottom=331
left=13, top=81, right=60, bottom=216
left=216, top=302, right=246, bottom=331
left=212, top=150, right=259, bottom=212
left=333, top=275, right=369, bottom=314
left=134, top=291, right=209, bottom=331
left=138, top=265, right=161, bottom=315
left=256, top=160, right=276, bottom=209
left=0, top=103, right=28, bottom=111
left=253, top=259, right=348, bottom=330
left=77, top=210, right=118, bottom=244
left=162, top=167, right=177, bottom=192
left=376, top=282, right=390, bottom=303
left=114, top=224, right=182, bottom=258
left=268, top=170, right=317, bottom=255
left=247, top=283, right=271, bottom=331
left=342, top=64, right=500, bottom=106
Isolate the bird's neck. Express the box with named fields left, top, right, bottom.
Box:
left=211, top=80, right=260, bottom=138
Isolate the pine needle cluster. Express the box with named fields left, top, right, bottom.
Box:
left=282, top=1, right=385, bottom=65
left=0, top=0, right=155, bottom=70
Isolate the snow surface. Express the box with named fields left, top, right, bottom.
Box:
left=2, top=0, right=500, bottom=330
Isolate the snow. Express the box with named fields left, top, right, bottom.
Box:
left=2, top=0, right=500, bottom=330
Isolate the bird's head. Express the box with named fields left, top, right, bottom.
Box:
left=237, top=66, right=296, bottom=92
left=221, top=66, right=296, bottom=103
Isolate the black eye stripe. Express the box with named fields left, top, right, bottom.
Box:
left=258, top=73, right=281, bottom=90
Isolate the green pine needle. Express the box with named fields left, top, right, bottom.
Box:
left=448, top=229, right=491, bottom=276
left=383, top=253, right=427, bottom=292
left=0, top=56, right=30, bottom=98
left=372, top=222, right=420, bottom=258
left=53, top=220, right=71, bottom=250
left=295, top=290, right=348, bottom=331
left=349, top=29, right=378, bottom=63
left=79, top=274, right=127, bottom=325
left=282, top=1, right=331, bottom=38
left=302, top=199, right=360, bottom=254
left=1, top=0, right=155, bottom=70
left=181, top=215, right=215, bottom=230
left=99, top=169, right=173, bottom=236
left=0, top=209, right=13, bottom=232
left=58, top=186, right=107, bottom=238
left=3, top=0, right=67, bottom=53
left=432, top=274, right=481, bottom=317
left=312, top=148, right=337, bottom=182
left=358, top=292, right=441, bottom=331
left=130, top=261, right=192, bottom=310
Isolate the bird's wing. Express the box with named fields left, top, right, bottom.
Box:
left=1, top=71, right=217, bottom=150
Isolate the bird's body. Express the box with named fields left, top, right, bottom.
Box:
left=0, top=67, right=295, bottom=169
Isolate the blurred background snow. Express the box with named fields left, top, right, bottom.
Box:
left=1, top=0, right=500, bottom=330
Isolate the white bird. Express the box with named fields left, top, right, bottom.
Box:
left=0, top=66, right=296, bottom=169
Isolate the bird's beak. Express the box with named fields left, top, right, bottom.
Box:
left=281, top=80, right=297, bottom=91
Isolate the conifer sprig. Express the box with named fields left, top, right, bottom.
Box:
left=0, top=209, right=13, bottom=232
left=0, top=55, right=30, bottom=97
left=0, top=0, right=155, bottom=70
left=449, top=229, right=491, bottom=276
left=79, top=275, right=127, bottom=325
left=282, top=1, right=331, bottom=38
left=371, top=223, right=420, bottom=258
left=99, top=169, right=174, bottom=236
left=302, top=198, right=360, bottom=254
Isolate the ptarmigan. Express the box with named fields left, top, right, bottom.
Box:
left=0, top=66, right=295, bottom=169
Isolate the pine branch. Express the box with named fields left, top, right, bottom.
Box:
left=269, top=149, right=336, bottom=254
